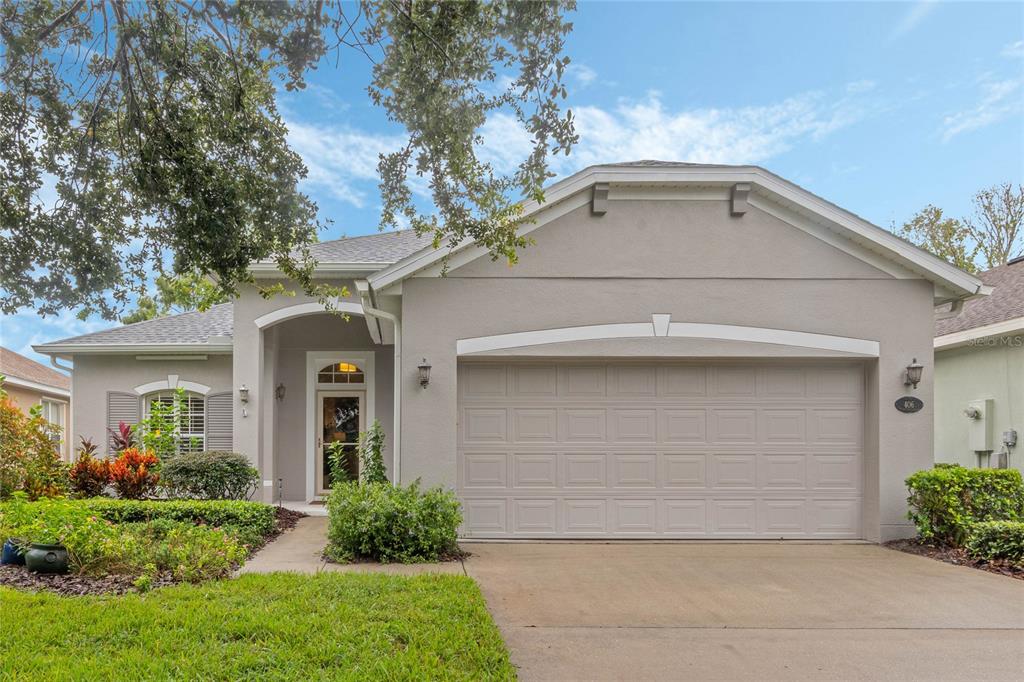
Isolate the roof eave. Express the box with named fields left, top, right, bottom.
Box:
left=367, top=164, right=986, bottom=299
left=1, top=374, right=70, bottom=397
left=33, top=343, right=234, bottom=355
left=249, top=262, right=391, bottom=278
left=935, top=315, right=1024, bottom=350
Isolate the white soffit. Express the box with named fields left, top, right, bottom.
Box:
left=367, top=164, right=985, bottom=299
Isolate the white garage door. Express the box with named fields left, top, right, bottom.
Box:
left=457, top=361, right=863, bottom=539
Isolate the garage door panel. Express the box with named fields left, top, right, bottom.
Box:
left=512, top=408, right=557, bottom=442
left=461, top=453, right=508, bottom=489
left=664, top=499, right=708, bottom=534
left=511, top=454, right=559, bottom=488
left=608, top=365, right=658, bottom=397
left=561, top=408, right=607, bottom=441
left=564, top=499, right=608, bottom=534
left=610, top=409, right=658, bottom=442
left=710, top=409, right=758, bottom=443
left=561, top=365, right=606, bottom=396
left=662, top=409, right=707, bottom=442
left=611, top=454, right=658, bottom=488
left=511, top=365, right=557, bottom=397
left=564, top=453, right=608, bottom=487
left=463, top=408, right=508, bottom=443
left=663, top=454, right=707, bottom=487
left=458, top=361, right=863, bottom=539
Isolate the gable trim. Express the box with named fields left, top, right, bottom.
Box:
left=367, top=165, right=984, bottom=299
left=133, top=375, right=211, bottom=396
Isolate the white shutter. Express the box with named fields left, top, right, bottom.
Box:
left=205, top=392, right=233, bottom=451
left=107, top=392, right=139, bottom=454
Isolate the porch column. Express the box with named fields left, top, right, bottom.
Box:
left=233, top=317, right=267, bottom=501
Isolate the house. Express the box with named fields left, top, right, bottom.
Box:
left=0, top=346, right=72, bottom=458
left=33, top=161, right=987, bottom=542
left=934, top=256, right=1023, bottom=471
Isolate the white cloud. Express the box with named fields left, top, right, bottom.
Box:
left=566, top=63, right=597, bottom=88
left=1, top=309, right=112, bottom=366
left=478, top=84, right=876, bottom=176
left=1002, top=40, right=1024, bottom=59
left=941, top=77, right=1023, bottom=142
left=889, top=1, right=938, bottom=40
left=285, top=119, right=405, bottom=207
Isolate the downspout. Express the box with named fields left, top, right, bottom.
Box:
left=355, top=280, right=402, bottom=485
left=49, top=354, right=73, bottom=461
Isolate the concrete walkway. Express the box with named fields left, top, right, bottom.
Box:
left=462, top=542, right=1024, bottom=682
left=238, top=517, right=463, bottom=575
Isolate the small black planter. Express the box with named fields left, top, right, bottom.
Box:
left=1, top=539, right=26, bottom=566
left=24, top=543, right=69, bottom=574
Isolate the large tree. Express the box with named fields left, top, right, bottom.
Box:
left=898, top=183, right=1024, bottom=272
left=1, top=0, right=577, bottom=319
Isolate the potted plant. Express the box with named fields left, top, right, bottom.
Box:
left=1, top=538, right=25, bottom=565
left=0, top=493, right=31, bottom=566
left=24, top=541, right=69, bottom=574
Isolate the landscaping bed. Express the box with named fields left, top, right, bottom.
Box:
left=0, top=572, right=515, bottom=680
left=885, top=538, right=1024, bottom=580
left=1, top=500, right=306, bottom=595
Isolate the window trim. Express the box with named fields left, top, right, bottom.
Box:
left=142, top=390, right=207, bottom=454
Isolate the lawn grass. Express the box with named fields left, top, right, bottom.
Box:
left=0, top=572, right=515, bottom=681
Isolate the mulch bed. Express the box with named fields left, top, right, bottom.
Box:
left=0, top=506, right=310, bottom=597
left=885, top=538, right=1024, bottom=580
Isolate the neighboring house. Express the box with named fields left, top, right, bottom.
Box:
left=0, top=346, right=72, bottom=458
left=934, top=256, right=1023, bottom=472
left=34, top=161, right=987, bottom=542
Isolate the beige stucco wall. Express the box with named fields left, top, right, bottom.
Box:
left=935, top=340, right=1023, bottom=472
left=398, top=199, right=937, bottom=542
left=5, top=384, right=70, bottom=458
left=69, top=354, right=233, bottom=455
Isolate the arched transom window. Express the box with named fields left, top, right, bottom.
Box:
left=317, top=362, right=365, bottom=385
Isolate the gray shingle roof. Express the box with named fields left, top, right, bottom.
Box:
left=936, top=258, right=1024, bottom=336
left=303, top=230, right=432, bottom=263
left=38, top=303, right=234, bottom=347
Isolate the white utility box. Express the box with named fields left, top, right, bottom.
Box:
left=968, top=398, right=995, bottom=452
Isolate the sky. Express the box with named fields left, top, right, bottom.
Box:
left=2, top=0, right=1023, bottom=368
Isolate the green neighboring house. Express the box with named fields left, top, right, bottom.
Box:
left=934, top=256, right=1023, bottom=472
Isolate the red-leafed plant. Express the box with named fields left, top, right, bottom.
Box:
left=109, top=448, right=160, bottom=499
left=69, top=438, right=111, bottom=498
left=109, top=421, right=136, bottom=453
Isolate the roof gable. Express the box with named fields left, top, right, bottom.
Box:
left=368, top=162, right=985, bottom=302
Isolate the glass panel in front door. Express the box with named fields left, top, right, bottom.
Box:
left=322, top=395, right=360, bottom=488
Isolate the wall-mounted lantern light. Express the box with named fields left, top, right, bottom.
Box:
left=238, top=384, right=250, bottom=403
left=275, top=383, right=286, bottom=402
left=904, top=358, right=924, bottom=390
left=417, top=359, right=432, bottom=389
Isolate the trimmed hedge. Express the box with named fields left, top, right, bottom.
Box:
left=965, top=521, right=1024, bottom=565
left=79, top=498, right=276, bottom=548
left=159, top=451, right=259, bottom=500
left=326, top=481, right=461, bottom=563
left=905, top=465, right=1024, bottom=545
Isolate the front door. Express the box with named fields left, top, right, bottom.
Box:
left=316, top=391, right=365, bottom=494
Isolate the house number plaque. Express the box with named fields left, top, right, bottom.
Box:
left=895, top=396, right=924, bottom=413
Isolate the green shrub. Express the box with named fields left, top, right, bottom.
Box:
left=326, top=481, right=461, bottom=563
left=905, top=465, right=1024, bottom=545
left=160, top=451, right=259, bottom=500
left=965, top=521, right=1024, bottom=565
left=358, top=420, right=388, bottom=485
left=0, top=497, right=249, bottom=580
left=79, top=498, right=276, bottom=545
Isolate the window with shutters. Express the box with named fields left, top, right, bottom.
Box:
left=143, top=391, right=206, bottom=453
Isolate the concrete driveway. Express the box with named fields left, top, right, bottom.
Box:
left=462, top=542, right=1024, bottom=681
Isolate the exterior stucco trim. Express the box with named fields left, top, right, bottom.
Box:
left=456, top=316, right=880, bottom=357
left=133, top=375, right=212, bottom=396
left=254, top=301, right=365, bottom=329
left=1, top=374, right=70, bottom=398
